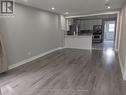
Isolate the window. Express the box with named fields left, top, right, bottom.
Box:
left=109, top=24, right=115, bottom=32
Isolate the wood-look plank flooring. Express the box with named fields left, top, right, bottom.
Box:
left=92, top=41, right=114, bottom=50
left=0, top=48, right=125, bottom=95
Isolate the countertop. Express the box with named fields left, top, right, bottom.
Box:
left=65, top=33, right=92, bottom=38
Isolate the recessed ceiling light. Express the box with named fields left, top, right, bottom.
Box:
left=51, top=7, right=55, bottom=10
left=107, top=6, right=111, bottom=9
left=105, top=3, right=111, bottom=9
left=65, top=12, right=69, bottom=15
left=106, top=5, right=111, bottom=9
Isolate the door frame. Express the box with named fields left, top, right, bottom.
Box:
left=65, top=11, right=120, bottom=51
left=102, top=17, right=117, bottom=49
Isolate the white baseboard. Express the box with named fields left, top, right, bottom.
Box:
left=118, top=53, right=126, bottom=81
left=9, top=47, right=65, bottom=70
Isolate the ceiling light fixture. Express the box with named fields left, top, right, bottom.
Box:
left=107, top=6, right=111, bottom=9
left=51, top=7, right=55, bottom=10
left=105, top=3, right=111, bottom=9
left=105, top=4, right=111, bottom=9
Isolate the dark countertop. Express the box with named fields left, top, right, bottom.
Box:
left=65, top=34, right=92, bottom=38
left=66, top=33, right=92, bottom=36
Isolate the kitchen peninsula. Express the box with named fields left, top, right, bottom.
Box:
left=65, top=32, right=92, bottom=50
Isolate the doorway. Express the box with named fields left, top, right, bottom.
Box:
left=103, top=20, right=116, bottom=49
left=92, top=16, right=117, bottom=50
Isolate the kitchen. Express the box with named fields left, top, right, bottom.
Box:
left=65, top=14, right=117, bottom=50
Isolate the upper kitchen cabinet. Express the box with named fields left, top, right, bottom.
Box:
left=66, top=18, right=74, bottom=31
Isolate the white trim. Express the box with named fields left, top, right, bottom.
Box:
left=9, top=47, right=65, bottom=70
left=115, top=11, right=120, bottom=50
left=124, top=59, right=126, bottom=80
left=118, top=15, right=123, bottom=50
left=118, top=53, right=126, bottom=80
left=65, top=11, right=119, bottom=18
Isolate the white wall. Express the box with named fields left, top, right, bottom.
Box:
left=0, top=4, right=63, bottom=65
left=119, top=2, right=126, bottom=80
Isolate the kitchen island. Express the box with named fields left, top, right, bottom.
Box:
left=65, top=34, right=92, bottom=50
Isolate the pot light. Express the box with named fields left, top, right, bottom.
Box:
left=105, top=3, right=111, bottom=9
left=51, top=7, right=55, bottom=10
left=65, top=12, right=69, bottom=15
left=107, top=6, right=111, bottom=9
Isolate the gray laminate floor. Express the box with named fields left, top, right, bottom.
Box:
left=0, top=48, right=125, bottom=95
left=92, top=41, right=114, bottom=50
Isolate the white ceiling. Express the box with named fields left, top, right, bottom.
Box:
left=16, top=0, right=125, bottom=16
